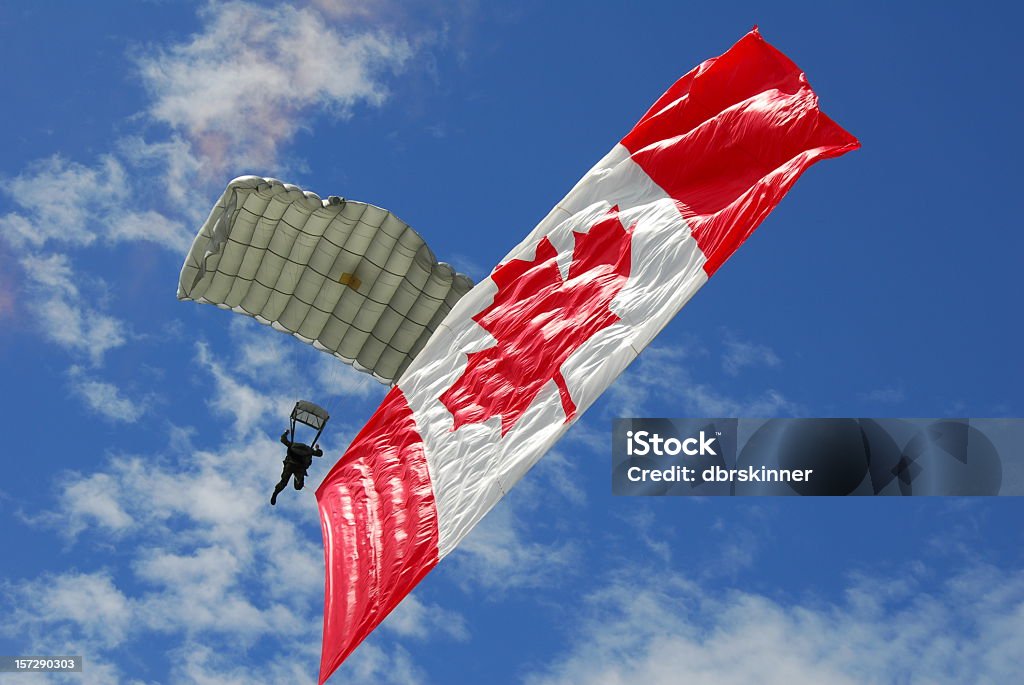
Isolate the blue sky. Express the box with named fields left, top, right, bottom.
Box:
left=1, top=2, right=1022, bottom=683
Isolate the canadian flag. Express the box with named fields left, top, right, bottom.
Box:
left=315, top=28, right=858, bottom=682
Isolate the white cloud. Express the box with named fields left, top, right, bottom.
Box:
left=0, top=156, right=184, bottom=368
left=721, top=337, right=781, bottom=377
left=60, top=472, right=135, bottom=535
left=117, top=134, right=206, bottom=214
left=449, top=503, right=578, bottom=593
left=608, top=345, right=799, bottom=418
left=448, top=252, right=488, bottom=282
left=706, top=516, right=762, bottom=577
left=136, top=1, right=414, bottom=175
left=525, top=565, right=1024, bottom=685
left=133, top=546, right=294, bottom=640
left=19, top=251, right=78, bottom=298
left=108, top=209, right=192, bottom=253
left=0, top=253, right=15, bottom=321
left=69, top=366, right=145, bottom=422
left=35, top=294, right=119, bottom=359
left=227, top=317, right=301, bottom=388
left=0, top=155, right=189, bottom=252
left=225, top=316, right=378, bottom=401
left=3, top=572, right=134, bottom=649
left=18, top=253, right=128, bottom=364
left=532, top=449, right=587, bottom=507
left=196, top=341, right=293, bottom=437
left=166, top=641, right=323, bottom=685
left=619, top=508, right=673, bottom=564
left=683, top=384, right=796, bottom=417
left=308, top=0, right=377, bottom=20
left=341, top=643, right=427, bottom=685
left=0, top=155, right=128, bottom=249
left=382, top=593, right=470, bottom=642
left=315, top=351, right=383, bottom=401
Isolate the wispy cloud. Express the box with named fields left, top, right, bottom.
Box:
left=525, top=563, right=1024, bottom=685
left=0, top=154, right=187, bottom=367
left=196, top=341, right=295, bottom=437
left=0, top=155, right=128, bottom=249
left=0, top=155, right=190, bottom=252
left=315, top=351, right=384, bottom=402
left=136, top=1, right=414, bottom=177
left=532, top=449, right=587, bottom=507
left=382, top=593, right=470, bottom=642
left=117, top=135, right=206, bottom=215
left=707, top=515, right=763, bottom=578
left=721, top=336, right=781, bottom=377
left=619, top=508, right=673, bottom=563
left=18, top=253, right=128, bottom=365
left=108, top=209, right=192, bottom=253
left=449, top=503, right=578, bottom=594
left=68, top=366, right=146, bottom=422
left=5, top=572, right=134, bottom=649
left=608, top=344, right=800, bottom=418
left=341, top=643, right=428, bottom=685
left=0, top=255, right=14, bottom=321
left=859, top=385, right=906, bottom=404
left=228, top=318, right=301, bottom=387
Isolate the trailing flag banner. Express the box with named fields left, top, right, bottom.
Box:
left=315, top=27, right=859, bottom=682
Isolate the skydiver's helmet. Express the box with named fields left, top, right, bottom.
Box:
left=288, top=400, right=330, bottom=447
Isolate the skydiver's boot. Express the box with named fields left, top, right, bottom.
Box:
left=271, top=468, right=292, bottom=506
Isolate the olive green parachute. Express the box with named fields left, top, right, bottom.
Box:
left=177, top=176, right=473, bottom=384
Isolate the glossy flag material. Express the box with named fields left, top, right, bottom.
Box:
left=315, top=28, right=859, bottom=683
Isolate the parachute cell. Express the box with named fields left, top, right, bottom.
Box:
left=177, top=176, right=473, bottom=384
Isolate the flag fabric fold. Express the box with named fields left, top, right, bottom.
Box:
left=315, top=27, right=859, bottom=683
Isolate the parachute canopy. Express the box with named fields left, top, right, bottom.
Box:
left=177, top=176, right=473, bottom=384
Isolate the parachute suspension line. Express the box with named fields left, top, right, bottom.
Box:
left=293, top=345, right=343, bottom=448
left=300, top=343, right=325, bottom=434
left=321, top=354, right=345, bottom=423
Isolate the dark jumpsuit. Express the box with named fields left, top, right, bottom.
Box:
left=273, top=432, right=323, bottom=502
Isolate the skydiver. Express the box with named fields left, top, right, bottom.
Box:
left=271, top=431, right=323, bottom=505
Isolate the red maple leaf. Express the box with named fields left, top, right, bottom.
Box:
left=440, top=207, right=634, bottom=436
